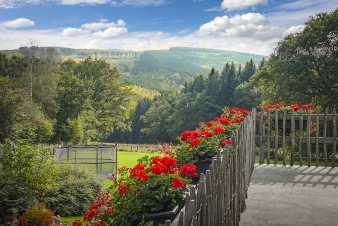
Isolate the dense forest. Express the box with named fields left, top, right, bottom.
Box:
left=1, top=8, right=337, bottom=146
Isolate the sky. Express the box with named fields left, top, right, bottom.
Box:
left=0, top=0, right=337, bottom=55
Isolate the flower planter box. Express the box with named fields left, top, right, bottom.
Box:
left=133, top=205, right=180, bottom=226
left=191, top=158, right=213, bottom=183
left=276, top=119, right=308, bottom=131
left=196, top=158, right=212, bottom=175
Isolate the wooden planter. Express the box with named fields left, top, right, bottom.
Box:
left=192, top=158, right=213, bottom=184
left=132, top=205, right=180, bottom=226
left=275, top=119, right=308, bottom=131
left=196, top=158, right=212, bottom=175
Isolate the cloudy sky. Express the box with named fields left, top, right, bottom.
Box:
left=0, top=0, right=337, bottom=55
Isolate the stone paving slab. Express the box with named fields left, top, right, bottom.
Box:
left=240, top=165, right=338, bottom=226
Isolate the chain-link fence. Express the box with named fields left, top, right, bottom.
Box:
left=54, top=144, right=117, bottom=177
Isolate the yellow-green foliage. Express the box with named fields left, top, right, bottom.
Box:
left=129, top=85, right=160, bottom=100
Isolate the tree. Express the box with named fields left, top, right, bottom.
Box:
left=254, top=9, right=338, bottom=108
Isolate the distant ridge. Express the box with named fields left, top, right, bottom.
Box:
left=1, top=46, right=264, bottom=91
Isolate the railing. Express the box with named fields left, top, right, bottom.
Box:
left=165, top=109, right=257, bottom=226
left=256, top=109, right=338, bottom=167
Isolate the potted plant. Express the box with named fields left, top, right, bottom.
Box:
left=83, top=156, right=197, bottom=226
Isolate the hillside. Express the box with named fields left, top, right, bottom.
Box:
left=4, top=47, right=264, bottom=91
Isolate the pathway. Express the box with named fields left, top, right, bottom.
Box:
left=240, top=165, right=338, bottom=226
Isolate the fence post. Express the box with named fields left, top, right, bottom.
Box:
left=96, top=145, right=99, bottom=175
left=333, top=107, right=337, bottom=167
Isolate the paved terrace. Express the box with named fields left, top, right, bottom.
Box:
left=240, top=165, right=338, bottom=226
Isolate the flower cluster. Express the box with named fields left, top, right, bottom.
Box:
left=263, top=102, right=319, bottom=113
left=82, top=156, right=197, bottom=225
left=83, top=192, right=112, bottom=222
left=177, top=107, right=250, bottom=164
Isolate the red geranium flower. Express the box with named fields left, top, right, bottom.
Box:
left=149, top=163, right=167, bottom=175
left=118, top=181, right=129, bottom=197
left=72, top=220, right=82, bottom=226
left=201, top=129, right=213, bottom=137
left=233, top=117, right=243, bottom=123
left=213, top=125, right=225, bottom=134
left=302, top=103, right=313, bottom=110
left=291, top=103, right=302, bottom=111
left=221, top=117, right=231, bottom=125
left=179, top=163, right=198, bottom=178
left=161, top=156, right=177, bottom=168
left=188, top=137, right=201, bottom=147
left=220, top=138, right=232, bottom=145
left=206, top=121, right=213, bottom=127
left=104, top=206, right=114, bottom=214
left=130, top=163, right=150, bottom=181
left=171, top=178, right=186, bottom=189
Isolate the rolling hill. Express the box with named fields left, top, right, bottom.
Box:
left=4, top=46, right=264, bottom=91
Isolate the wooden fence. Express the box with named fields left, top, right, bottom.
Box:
left=164, top=109, right=257, bottom=226
left=256, top=109, right=338, bottom=167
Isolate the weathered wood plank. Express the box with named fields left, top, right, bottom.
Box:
left=267, top=111, right=271, bottom=165
left=332, top=108, right=337, bottom=167
left=259, top=113, right=264, bottom=164
left=324, top=108, right=328, bottom=167
left=283, top=111, right=286, bottom=166
left=299, top=114, right=304, bottom=166
left=316, top=116, right=320, bottom=167
left=291, top=114, right=295, bottom=166
left=274, top=111, right=278, bottom=165
left=307, top=114, right=312, bottom=166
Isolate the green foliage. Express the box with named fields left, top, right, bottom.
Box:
left=0, top=177, right=35, bottom=224
left=0, top=141, right=58, bottom=200
left=44, top=167, right=100, bottom=217
left=135, top=59, right=258, bottom=143
left=253, top=9, right=338, bottom=108
left=54, top=58, right=131, bottom=144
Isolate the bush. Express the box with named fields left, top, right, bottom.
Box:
left=18, top=203, right=54, bottom=226
left=0, top=141, right=58, bottom=200
left=44, top=167, right=101, bottom=216
left=0, top=176, right=35, bottom=225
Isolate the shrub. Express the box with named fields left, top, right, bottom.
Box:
left=0, top=141, right=58, bottom=200
left=44, top=167, right=101, bottom=216
left=18, top=203, right=54, bottom=226
left=0, top=176, right=35, bottom=225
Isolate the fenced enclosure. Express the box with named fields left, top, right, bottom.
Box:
left=54, top=144, right=117, bottom=177
left=163, top=109, right=256, bottom=226
left=256, top=109, right=338, bottom=167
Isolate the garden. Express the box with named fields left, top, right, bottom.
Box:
left=0, top=106, right=250, bottom=226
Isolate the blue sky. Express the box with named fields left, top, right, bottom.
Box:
left=0, top=0, right=337, bottom=55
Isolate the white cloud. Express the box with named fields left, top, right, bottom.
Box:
left=221, top=0, right=267, bottom=11
left=0, top=14, right=280, bottom=55
left=1, top=18, right=35, bottom=29
left=267, top=0, right=338, bottom=27
left=0, top=0, right=166, bottom=8
left=62, top=19, right=127, bottom=38
left=81, top=19, right=126, bottom=31
left=93, top=26, right=128, bottom=38
left=284, top=25, right=305, bottom=36
left=62, top=27, right=86, bottom=36
left=198, top=13, right=282, bottom=41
